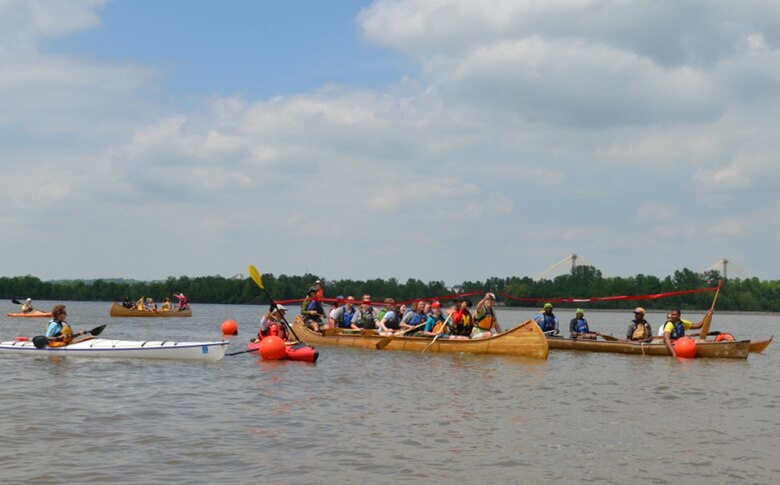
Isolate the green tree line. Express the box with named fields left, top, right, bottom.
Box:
left=2, top=266, right=779, bottom=312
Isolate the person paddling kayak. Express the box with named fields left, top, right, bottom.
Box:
left=21, top=298, right=34, bottom=313
left=45, top=305, right=74, bottom=347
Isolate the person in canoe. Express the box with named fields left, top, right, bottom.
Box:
left=301, top=287, right=326, bottom=331
left=376, top=298, right=401, bottom=335
left=662, top=309, right=706, bottom=357
left=174, top=293, right=189, bottom=311
left=351, top=295, right=377, bottom=330
left=626, top=307, right=654, bottom=342
left=450, top=298, right=474, bottom=340
left=258, top=304, right=289, bottom=341
left=472, top=292, right=503, bottom=338
left=312, top=279, right=324, bottom=301
left=421, top=301, right=447, bottom=336
left=399, top=301, right=425, bottom=332
left=21, top=298, right=34, bottom=313
left=329, top=295, right=357, bottom=330
left=45, top=305, right=74, bottom=347
left=569, top=308, right=597, bottom=339
left=534, top=302, right=560, bottom=335
left=121, top=296, right=134, bottom=309
left=144, top=297, right=158, bottom=311
left=160, top=297, right=172, bottom=311
left=135, top=297, right=145, bottom=311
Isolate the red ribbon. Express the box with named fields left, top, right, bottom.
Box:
left=499, top=285, right=719, bottom=303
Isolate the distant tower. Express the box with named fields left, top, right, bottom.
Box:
left=571, top=253, right=577, bottom=271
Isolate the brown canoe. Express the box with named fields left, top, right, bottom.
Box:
left=108, top=302, right=192, bottom=318
left=749, top=337, right=773, bottom=353
left=7, top=310, right=52, bottom=318
left=291, top=316, right=549, bottom=360
left=547, top=335, right=749, bottom=359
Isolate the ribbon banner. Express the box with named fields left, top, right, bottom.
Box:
left=499, top=285, right=720, bottom=303
left=277, top=291, right=483, bottom=307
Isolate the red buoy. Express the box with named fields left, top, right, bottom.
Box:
left=674, top=337, right=697, bottom=358
left=221, top=320, right=238, bottom=336
left=258, top=335, right=287, bottom=360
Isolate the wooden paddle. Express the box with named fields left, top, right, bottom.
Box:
left=421, top=314, right=453, bottom=353
left=375, top=321, right=427, bottom=350
left=32, top=324, right=107, bottom=349
left=248, top=265, right=304, bottom=344
left=699, top=281, right=722, bottom=340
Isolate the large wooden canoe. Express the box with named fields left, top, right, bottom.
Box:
left=108, top=302, right=192, bottom=318
left=546, top=336, right=750, bottom=359
left=291, top=316, right=548, bottom=359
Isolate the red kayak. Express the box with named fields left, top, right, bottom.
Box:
left=247, top=339, right=319, bottom=363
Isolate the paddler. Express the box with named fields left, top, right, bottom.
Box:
left=472, top=292, right=502, bottom=338
left=569, top=308, right=597, bottom=339
left=626, top=307, right=653, bottom=342
left=21, top=298, right=34, bottom=313
left=258, top=304, right=289, bottom=341
left=662, top=309, right=705, bottom=357
left=534, top=302, right=560, bottom=335
left=44, top=305, right=74, bottom=347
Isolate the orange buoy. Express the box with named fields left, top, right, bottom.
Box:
left=258, top=335, right=287, bottom=360
left=673, top=337, right=697, bottom=358
left=221, top=320, right=238, bottom=336
left=715, top=333, right=735, bottom=342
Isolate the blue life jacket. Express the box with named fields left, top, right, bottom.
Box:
left=408, top=312, right=423, bottom=326
left=574, top=318, right=589, bottom=334
left=535, top=313, right=557, bottom=332
left=340, top=307, right=355, bottom=328
left=669, top=321, right=686, bottom=339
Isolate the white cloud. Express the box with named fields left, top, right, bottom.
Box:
left=4, top=0, right=780, bottom=282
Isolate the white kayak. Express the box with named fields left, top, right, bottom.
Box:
left=0, top=338, right=229, bottom=361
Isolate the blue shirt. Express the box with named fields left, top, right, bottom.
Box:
left=534, top=312, right=559, bottom=333
left=46, top=321, right=67, bottom=337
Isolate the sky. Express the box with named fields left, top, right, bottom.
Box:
left=2, top=0, right=779, bottom=285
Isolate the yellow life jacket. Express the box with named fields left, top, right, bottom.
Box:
left=632, top=322, right=650, bottom=340
left=476, top=314, right=496, bottom=330
left=48, top=325, right=73, bottom=347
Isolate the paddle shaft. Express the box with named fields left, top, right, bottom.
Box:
left=700, top=281, right=722, bottom=339
left=421, top=314, right=453, bottom=353
left=248, top=265, right=303, bottom=344
left=376, top=321, right=428, bottom=349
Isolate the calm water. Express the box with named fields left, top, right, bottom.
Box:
left=0, top=301, right=777, bottom=484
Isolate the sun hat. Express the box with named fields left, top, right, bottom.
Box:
left=634, top=307, right=646, bottom=314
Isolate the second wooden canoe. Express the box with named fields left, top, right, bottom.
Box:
left=547, top=336, right=749, bottom=359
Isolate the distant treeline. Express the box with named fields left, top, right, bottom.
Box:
left=2, top=266, right=779, bottom=312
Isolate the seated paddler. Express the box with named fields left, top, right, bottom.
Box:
left=472, top=292, right=502, bottom=339
left=257, top=304, right=289, bottom=341
left=45, top=305, right=75, bottom=347
left=662, top=309, right=705, bottom=357
left=534, top=302, right=559, bottom=335
left=626, top=307, right=653, bottom=342
left=569, top=308, right=596, bottom=339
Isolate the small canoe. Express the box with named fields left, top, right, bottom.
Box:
left=0, top=338, right=228, bottom=361
left=290, top=316, right=549, bottom=360
left=6, top=311, right=52, bottom=318
left=547, top=336, right=750, bottom=359
left=246, top=339, right=319, bottom=363
left=108, top=302, right=192, bottom=318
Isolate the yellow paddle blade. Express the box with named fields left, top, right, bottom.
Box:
left=248, top=265, right=265, bottom=290
left=699, top=310, right=713, bottom=339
